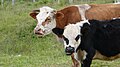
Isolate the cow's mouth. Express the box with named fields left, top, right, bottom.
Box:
left=66, top=52, right=73, bottom=55
left=34, top=29, right=45, bottom=36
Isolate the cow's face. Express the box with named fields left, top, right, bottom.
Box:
left=63, top=20, right=90, bottom=55
left=63, top=24, right=81, bottom=55
left=30, top=6, right=56, bottom=37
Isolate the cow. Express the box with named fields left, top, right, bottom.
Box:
left=62, top=19, right=120, bottom=67
left=30, top=4, right=120, bottom=67
left=30, top=4, right=120, bottom=37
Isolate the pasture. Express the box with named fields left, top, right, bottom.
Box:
left=0, top=1, right=120, bottom=67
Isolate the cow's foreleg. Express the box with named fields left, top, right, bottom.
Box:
left=81, top=57, right=92, bottom=67
left=71, top=54, right=79, bottom=67
left=81, top=49, right=95, bottom=67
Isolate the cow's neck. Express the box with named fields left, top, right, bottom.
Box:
left=55, top=6, right=82, bottom=29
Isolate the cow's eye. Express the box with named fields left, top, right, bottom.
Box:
left=75, top=35, right=80, bottom=41
left=63, top=36, right=69, bottom=45
left=47, top=18, right=51, bottom=20
left=45, top=17, right=51, bottom=22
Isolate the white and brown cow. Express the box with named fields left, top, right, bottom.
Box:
left=62, top=19, right=120, bottom=67
left=30, top=4, right=120, bottom=67
left=30, top=4, right=120, bottom=37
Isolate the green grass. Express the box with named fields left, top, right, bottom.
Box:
left=0, top=1, right=120, bottom=67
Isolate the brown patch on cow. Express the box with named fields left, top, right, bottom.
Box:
left=55, top=6, right=81, bottom=29
left=93, top=50, right=120, bottom=61
left=86, top=4, right=120, bottom=20
left=42, top=16, right=51, bottom=26
left=55, top=12, right=64, bottom=19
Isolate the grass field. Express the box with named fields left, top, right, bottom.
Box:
left=0, top=1, right=120, bottom=67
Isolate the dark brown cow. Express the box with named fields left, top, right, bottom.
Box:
left=30, top=4, right=120, bottom=67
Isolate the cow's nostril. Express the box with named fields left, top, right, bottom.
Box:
left=34, top=29, right=45, bottom=35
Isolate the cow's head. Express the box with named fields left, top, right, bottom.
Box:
left=63, top=20, right=90, bottom=55
left=30, top=6, right=58, bottom=37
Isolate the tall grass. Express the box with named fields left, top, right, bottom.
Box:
left=0, top=1, right=120, bottom=67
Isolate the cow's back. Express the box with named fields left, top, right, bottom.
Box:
left=86, top=4, right=120, bottom=20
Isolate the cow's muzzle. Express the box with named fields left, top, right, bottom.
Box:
left=65, top=46, right=75, bottom=55
left=34, top=29, right=45, bottom=36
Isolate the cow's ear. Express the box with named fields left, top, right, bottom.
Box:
left=30, top=12, right=38, bottom=19
left=81, top=23, right=90, bottom=34
left=55, top=12, right=64, bottom=19
left=29, top=10, right=40, bottom=19
left=52, top=28, right=64, bottom=35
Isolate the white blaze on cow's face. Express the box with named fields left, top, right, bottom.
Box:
left=63, top=24, right=81, bottom=55
left=63, top=20, right=90, bottom=55
left=34, top=6, right=56, bottom=37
